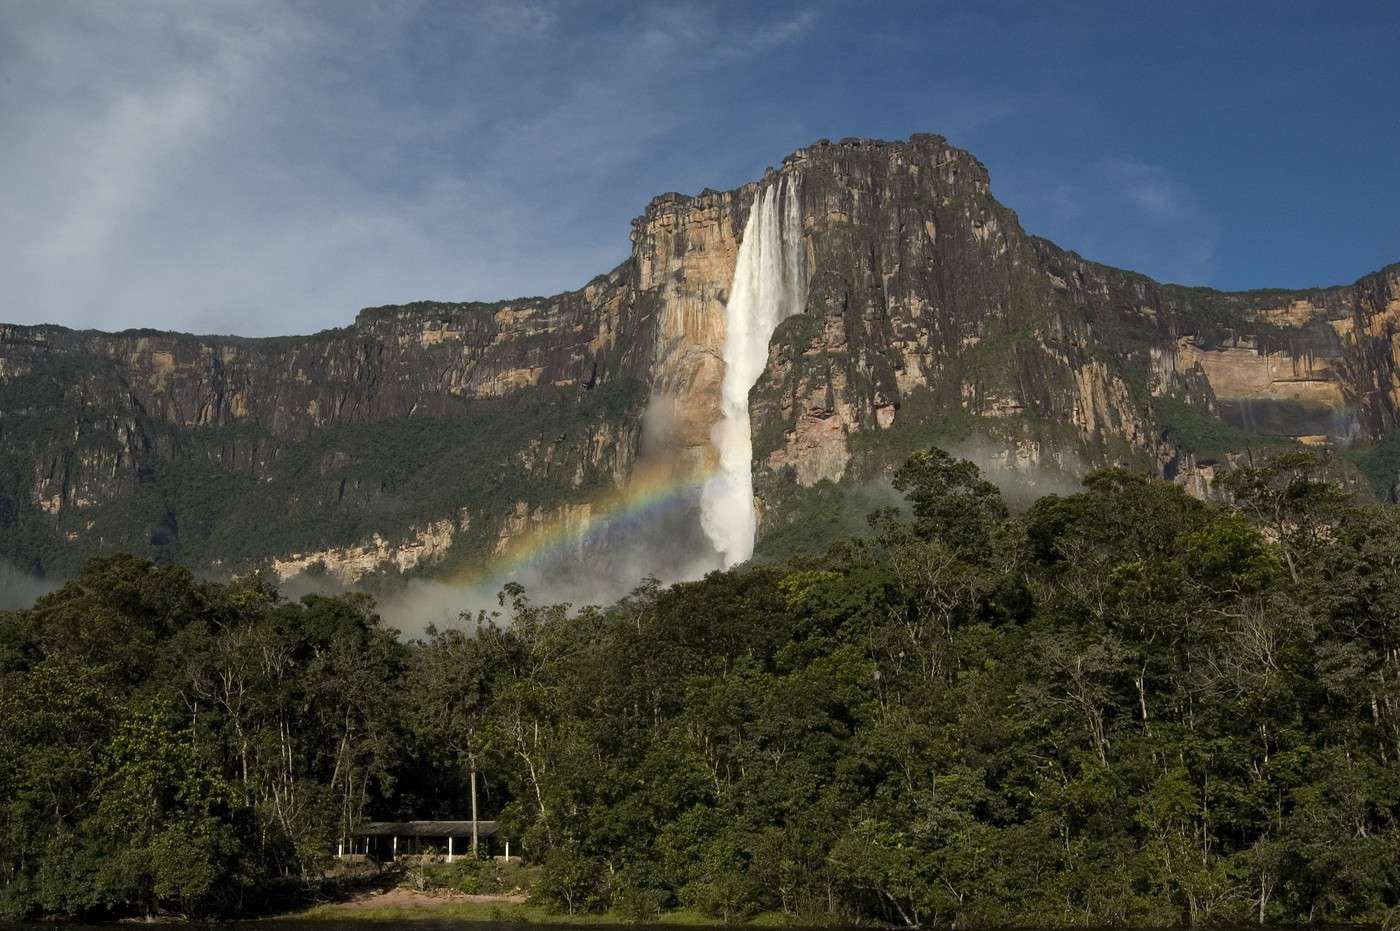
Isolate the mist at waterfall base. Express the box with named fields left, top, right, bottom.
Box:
left=373, top=470, right=722, bottom=636
left=366, top=178, right=814, bottom=633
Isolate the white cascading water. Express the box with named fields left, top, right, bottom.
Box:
left=700, top=175, right=810, bottom=567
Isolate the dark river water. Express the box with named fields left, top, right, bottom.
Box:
left=4, top=923, right=742, bottom=931
left=0, top=923, right=1301, bottom=931
left=1, top=924, right=633, bottom=931
left=0, top=924, right=783, bottom=931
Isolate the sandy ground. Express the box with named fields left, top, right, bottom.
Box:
left=337, top=887, right=527, bottom=910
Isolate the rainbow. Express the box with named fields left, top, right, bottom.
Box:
left=446, top=461, right=718, bottom=590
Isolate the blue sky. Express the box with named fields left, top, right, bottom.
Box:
left=3, top=1, right=1397, bottom=335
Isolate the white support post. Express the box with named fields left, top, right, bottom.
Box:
left=392, top=836, right=397, bottom=859
left=337, top=840, right=344, bottom=859
left=505, top=840, right=510, bottom=863
left=448, top=835, right=454, bottom=863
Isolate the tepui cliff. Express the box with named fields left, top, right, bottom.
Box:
left=3, top=134, right=1398, bottom=595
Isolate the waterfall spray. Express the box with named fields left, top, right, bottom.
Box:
left=700, top=175, right=809, bottom=567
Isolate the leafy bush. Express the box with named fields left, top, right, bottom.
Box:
left=610, top=878, right=668, bottom=923
left=424, top=858, right=493, bottom=895
left=532, top=849, right=604, bottom=915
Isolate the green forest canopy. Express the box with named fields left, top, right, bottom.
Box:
left=1, top=449, right=1398, bottom=926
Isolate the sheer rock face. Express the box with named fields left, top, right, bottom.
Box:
left=629, top=186, right=752, bottom=480
left=2, top=134, right=1398, bottom=580
left=2, top=281, right=639, bottom=435
left=755, top=140, right=1400, bottom=493
left=1038, top=246, right=1400, bottom=436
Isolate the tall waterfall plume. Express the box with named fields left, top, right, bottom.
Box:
left=700, top=175, right=810, bottom=567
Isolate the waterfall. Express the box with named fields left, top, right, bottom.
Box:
left=700, top=175, right=809, bottom=567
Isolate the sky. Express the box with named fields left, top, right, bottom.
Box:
left=2, top=1, right=1397, bottom=337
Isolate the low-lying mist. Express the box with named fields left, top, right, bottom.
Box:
left=5, top=433, right=1096, bottom=631
left=0, top=560, right=59, bottom=611
left=367, top=438, right=1093, bottom=634
left=281, top=479, right=727, bottom=637
left=941, top=438, right=1091, bottom=509
left=376, top=503, right=723, bottom=635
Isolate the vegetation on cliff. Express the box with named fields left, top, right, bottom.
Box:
left=0, top=377, right=646, bottom=579
left=2, top=449, right=1399, bottom=926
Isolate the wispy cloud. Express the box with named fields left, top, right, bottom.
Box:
left=1096, top=155, right=1220, bottom=283
left=1000, top=152, right=1221, bottom=286
left=0, top=1, right=821, bottom=336
left=1098, top=155, right=1194, bottom=221
left=733, top=8, right=821, bottom=57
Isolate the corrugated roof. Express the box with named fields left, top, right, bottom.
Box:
left=355, top=820, right=500, bottom=838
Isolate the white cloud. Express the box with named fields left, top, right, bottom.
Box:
left=37, top=84, right=213, bottom=264
left=1098, top=155, right=1193, bottom=221
left=727, top=8, right=820, bottom=58
left=1095, top=155, right=1220, bottom=283
left=999, top=153, right=1222, bottom=286
left=0, top=1, right=821, bottom=336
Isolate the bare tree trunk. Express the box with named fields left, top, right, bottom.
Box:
left=1136, top=662, right=1151, bottom=732
left=470, top=763, right=479, bottom=857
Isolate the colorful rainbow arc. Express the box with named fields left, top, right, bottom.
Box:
left=445, top=463, right=717, bottom=590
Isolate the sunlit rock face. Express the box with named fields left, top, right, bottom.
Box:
left=628, top=187, right=747, bottom=483
left=1038, top=245, right=1400, bottom=441
left=3, top=134, right=1399, bottom=583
